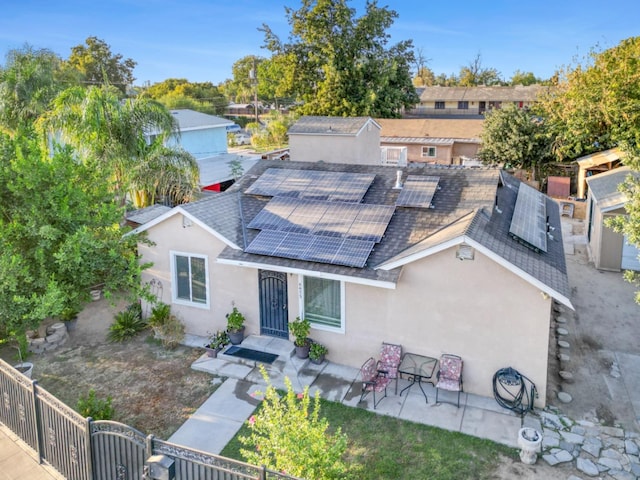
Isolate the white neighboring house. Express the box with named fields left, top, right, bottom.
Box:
left=146, top=109, right=259, bottom=192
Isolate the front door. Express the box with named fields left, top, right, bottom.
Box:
left=259, top=270, right=289, bottom=338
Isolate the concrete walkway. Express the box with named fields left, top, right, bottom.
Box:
left=170, top=335, right=523, bottom=454
left=0, top=427, right=61, bottom=480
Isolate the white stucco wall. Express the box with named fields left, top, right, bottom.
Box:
left=289, top=126, right=381, bottom=165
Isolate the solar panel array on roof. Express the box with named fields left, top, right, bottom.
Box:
left=245, top=168, right=375, bottom=202
left=248, top=197, right=395, bottom=243
left=245, top=230, right=374, bottom=268
left=509, top=183, right=548, bottom=253
left=395, top=175, right=441, bottom=208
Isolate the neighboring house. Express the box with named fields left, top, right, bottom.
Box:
left=133, top=157, right=570, bottom=405
left=575, top=147, right=624, bottom=199
left=586, top=166, right=640, bottom=271
left=411, top=85, right=546, bottom=117
left=148, top=109, right=259, bottom=191
left=288, top=116, right=382, bottom=165
left=377, top=118, right=483, bottom=165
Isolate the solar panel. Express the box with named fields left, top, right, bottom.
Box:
left=509, top=183, right=548, bottom=253
left=245, top=168, right=375, bottom=203
left=395, top=175, right=441, bottom=208
left=246, top=230, right=374, bottom=268
left=248, top=197, right=393, bottom=243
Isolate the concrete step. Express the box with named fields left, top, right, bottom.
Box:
left=217, top=335, right=296, bottom=368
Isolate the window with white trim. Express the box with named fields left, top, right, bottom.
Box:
left=434, top=101, right=445, bottom=109
left=171, top=251, right=209, bottom=307
left=422, top=146, right=437, bottom=158
left=300, top=276, right=344, bottom=332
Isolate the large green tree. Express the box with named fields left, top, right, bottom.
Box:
left=458, top=54, right=503, bottom=86
left=479, top=103, right=552, bottom=179
left=67, top=37, right=136, bottom=93
left=260, top=0, right=418, bottom=117
left=145, top=78, right=227, bottom=115
left=38, top=85, right=199, bottom=209
left=0, top=131, right=146, bottom=337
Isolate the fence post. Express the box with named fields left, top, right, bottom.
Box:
left=30, top=379, right=43, bottom=464
left=260, top=464, right=267, bottom=480
left=84, top=417, right=93, bottom=480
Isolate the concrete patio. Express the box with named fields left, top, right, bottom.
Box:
left=171, top=334, right=524, bottom=455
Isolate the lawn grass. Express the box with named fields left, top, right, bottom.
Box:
left=221, top=396, right=517, bottom=480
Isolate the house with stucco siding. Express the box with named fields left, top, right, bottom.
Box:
left=132, top=143, right=571, bottom=406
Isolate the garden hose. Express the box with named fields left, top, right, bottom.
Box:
left=493, top=367, right=537, bottom=415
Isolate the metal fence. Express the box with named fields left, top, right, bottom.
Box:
left=0, top=358, right=299, bottom=480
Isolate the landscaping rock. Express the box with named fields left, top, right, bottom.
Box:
left=557, top=327, right=569, bottom=335
left=625, top=439, right=639, bottom=456
left=557, top=391, right=573, bottom=403
left=558, top=339, right=570, bottom=348
left=559, top=371, right=574, bottom=382
left=577, top=457, right=599, bottom=476
left=554, top=449, right=574, bottom=463
left=609, top=470, right=635, bottom=480
left=598, top=457, right=622, bottom=471
left=558, top=353, right=571, bottom=362
left=601, top=426, right=625, bottom=438
left=556, top=315, right=568, bottom=324
left=540, top=411, right=563, bottom=429
left=543, top=454, right=561, bottom=466
left=542, top=435, right=560, bottom=449
left=582, top=438, right=602, bottom=458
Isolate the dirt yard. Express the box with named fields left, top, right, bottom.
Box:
left=0, top=298, right=217, bottom=439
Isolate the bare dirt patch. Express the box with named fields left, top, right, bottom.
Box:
left=0, top=298, right=218, bottom=439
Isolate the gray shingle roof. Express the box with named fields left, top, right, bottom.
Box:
left=587, top=166, right=638, bottom=210
left=206, top=160, right=569, bottom=301
left=126, top=204, right=171, bottom=225
left=170, top=109, right=233, bottom=131
left=288, top=116, right=380, bottom=136
left=181, top=191, right=245, bottom=247
left=419, top=85, right=548, bottom=102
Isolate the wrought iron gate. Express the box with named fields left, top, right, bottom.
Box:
left=91, top=421, right=147, bottom=480
left=259, top=270, right=289, bottom=338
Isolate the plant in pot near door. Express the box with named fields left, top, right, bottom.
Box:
left=226, top=306, right=246, bottom=345
left=205, top=330, right=229, bottom=358
left=309, top=342, right=328, bottom=365
left=289, top=317, right=311, bottom=359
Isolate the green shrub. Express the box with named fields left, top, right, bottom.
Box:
left=148, top=302, right=171, bottom=327
left=152, top=312, right=185, bottom=349
left=77, top=389, right=114, bottom=420
left=239, top=366, right=348, bottom=479
left=107, top=305, right=147, bottom=342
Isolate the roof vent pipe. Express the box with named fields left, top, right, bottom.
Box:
left=393, top=170, right=403, bottom=189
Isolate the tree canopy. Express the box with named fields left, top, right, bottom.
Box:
left=145, top=78, right=227, bottom=115
left=67, top=37, right=136, bottom=93
left=260, top=0, right=418, bottom=117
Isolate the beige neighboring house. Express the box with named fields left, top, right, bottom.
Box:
left=132, top=140, right=571, bottom=406
left=414, top=85, right=546, bottom=117
left=586, top=166, right=640, bottom=272
left=377, top=118, right=483, bottom=165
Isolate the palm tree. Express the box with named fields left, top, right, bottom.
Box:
left=38, top=85, right=200, bottom=209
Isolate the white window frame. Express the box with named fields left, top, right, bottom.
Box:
left=298, top=275, right=345, bottom=334
left=170, top=250, right=210, bottom=309
left=422, top=146, right=437, bottom=158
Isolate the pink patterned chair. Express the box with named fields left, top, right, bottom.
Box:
left=435, top=354, right=464, bottom=407
left=376, top=342, right=402, bottom=394
left=359, top=357, right=391, bottom=409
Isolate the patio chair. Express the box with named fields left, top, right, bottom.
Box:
left=376, top=342, right=402, bottom=394
left=359, top=357, right=391, bottom=409
left=435, top=354, right=464, bottom=407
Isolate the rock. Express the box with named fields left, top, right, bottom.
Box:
left=599, top=457, right=622, bottom=471
left=571, top=425, right=587, bottom=436
left=561, top=430, right=585, bottom=445
left=567, top=476, right=583, bottom=480
left=601, top=448, right=626, bottom=462
left=609, top=470, right=635, bottom=480
left=556, top=315, right=568, bottom=324
left=522, top=415, right=542, bottom=432
left=558, top=339, right=570, bottom=348
left=559, top=371, right=574, bottom=382
left=577, top=457, right=600, bottom=476
left=543, top=428, right=561, bottom=439
left=578, top=420, right=596, bottom=428
left=554, top=449, right=574, bottom=463
left=543, top=454, right=560, bottom=466
left=542, top=436, right=560, bottom=449
left=540, top=412, right=563, bottom=430
left=582, top=438, right=602, bottom=458
left=624, top=440, right=640, bottom=455
left=630, top=461, right=640, bottom=477
left=558, top=353, right=571, bottom=362
left=46, top=331, right=64, bottom=344
left=557, top=327, right=569, bottom=335
left=557, top=391, right=573, bottom=403
left=601, top=426, right=625, bottom=438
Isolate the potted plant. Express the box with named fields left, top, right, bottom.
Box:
left=60, top=306, right=80, bottom=332
left=309, top=342, right=328, bottom=364
left=205, top=330, right=229, bottom=358
left=226, top=306, right=246, bottom=345
left=289, top=317, right=311, bottom=358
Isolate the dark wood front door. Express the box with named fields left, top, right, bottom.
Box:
left=258, top=270, right=289, bottom=338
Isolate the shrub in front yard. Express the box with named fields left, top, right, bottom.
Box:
left=107, top=303, right=147, bottom=342
left=77, top=388, right=114, bottom=420
left=239, top=366, right=348, bottom=480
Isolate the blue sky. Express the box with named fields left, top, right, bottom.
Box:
left=1, top=0, right=637, bottom=86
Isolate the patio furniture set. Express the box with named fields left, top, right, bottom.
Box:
left=359, top=343, right=464, bottom=409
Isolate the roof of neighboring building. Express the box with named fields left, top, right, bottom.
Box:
left=419, top=85, right=548, bottom=103
left=197, top=153, right=260, bottom=187
left=288, top=116, right=380, bottom=136
left=575, top=147, right=624, bottom=168
left=376, top=118, right=484, bottom=140
left=125, top=204, right=171, bottom=226
left=133, top=160, right=571, bottom=307
left=586, top=166, right=639, bottom=212
left=170, top=109, right=233, bottom=131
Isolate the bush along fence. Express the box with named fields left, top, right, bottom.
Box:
left=0, top=358, right=301, bottom=480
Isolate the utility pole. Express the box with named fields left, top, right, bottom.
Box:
left=249, top=57, right=259, bottom=124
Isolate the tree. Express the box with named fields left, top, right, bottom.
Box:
left=459, top=53, right=503, bottom=86
left=67, top=37, right=136, bottom=93
left=222, top=56, right=264, bottom=105
left=260, top=0, right=418, bottom=117
left=509, top=70, right=540, bottom=86
left=412, top=47, right=435, bottom=87
left=0, top=131, right=146, bottom=337
left=0, top=45, right=76, bottom=134
left=479, top=103, right=552, bottom=180
left=145, top=78, right=227, bottom=115
left=38, top=85, right=199, bottom=209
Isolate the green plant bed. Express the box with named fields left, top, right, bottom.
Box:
left=221, top=396, right=515, bottom=480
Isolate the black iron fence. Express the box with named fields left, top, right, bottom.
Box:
left=0, top=358, right=299, bottom=480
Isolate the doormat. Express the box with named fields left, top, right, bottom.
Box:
left=224, top=346, right=278, bottom=364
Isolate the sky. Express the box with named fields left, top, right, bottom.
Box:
left=1, top=0, right=638, bottom=86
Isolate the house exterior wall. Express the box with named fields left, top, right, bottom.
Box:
left=289, top=126, right=381, bottom=165
left=587, top=195, right=625, bottom=271
left=167, top=128, right=228, bottom=159
left=452, top=142, right=480, bottom=161
left=297, top=247, right=551, bottom=405
left=139, top=214, right=261, bottom=338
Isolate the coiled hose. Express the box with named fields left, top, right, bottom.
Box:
left=493, top=367, right=537, bottom=415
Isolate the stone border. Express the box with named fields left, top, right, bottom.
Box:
left=26, top=322, right=69, bottom=354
